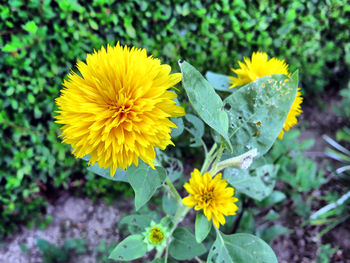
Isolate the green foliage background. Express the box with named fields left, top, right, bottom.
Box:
left=0, top=0, right=349, bottom=238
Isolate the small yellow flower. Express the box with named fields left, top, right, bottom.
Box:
left=143, top=221, right=168, bottom=251
left=149, top=226, right=165, bottom=244
left=55, top=43, right=185, bottom=176
left=229, top=51, right=303, bottom=139
left=182, top=169, right=239, bottom=228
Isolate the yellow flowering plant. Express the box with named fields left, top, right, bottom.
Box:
left=56, top=44, right=301, bottom=262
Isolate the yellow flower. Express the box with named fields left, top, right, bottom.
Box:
left=149, top=226, right=165, bottom=244
left=229, top=51, right=303, bottom=139
left=182, top=169, right=239, bottom=228
left=55, top=43, right=185, bottom=177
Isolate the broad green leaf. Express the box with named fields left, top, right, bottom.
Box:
left=179, top=60, right=232, bottom=151
left=235, top=209, right=255, bottom=234
left=89, top=19, right=99, bottom=30
left=81, top=155, right=128, bottom=182
left=22, top=21, right=38, bottom=33
left=205, top=71, right=232, bottom=92
left=257, top=224, right=292, bottom=244
left=162, top=194, right=178, bottom=215
left=119, top=214, right=153, bottom=234
left=224, top=164, right=278, bottom=201
left=185, top=113, right=205, bottom=148
left=128, top=163, right=166, bottom=210
left=169, top=227, right=207, bottom=260
left=1, top=35, right=24, bottom=52
left=195, top=211, right=212, bottom=243
left=170, top=116, right=184, bottom=137
left=156, top=149, right=183, bottom=182
left=207, top=232, right=278, bottom=263
left=36, top=239, right=67, bottom=262
left=224, top=72, right=298, bottom=157
left=336, top=128, right=350, bottom=143
left=263, top=210, right=280, bottom=221
left=109, top=235, right=147, bottom=261
left=170, top=98, right=184, bottom=138
left=258, top=191, right=286, bottom=207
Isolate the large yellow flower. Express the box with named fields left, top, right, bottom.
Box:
left=229, top=51, right=303, bottom=139
left=182, top=169, right=239, bottom=228
left=55, top=43, right=185, bottom=177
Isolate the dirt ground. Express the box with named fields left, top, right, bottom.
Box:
left=0, top=193, right=128, bottom=263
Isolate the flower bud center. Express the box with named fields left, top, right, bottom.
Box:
left=150, top=227, right=164, bottom=244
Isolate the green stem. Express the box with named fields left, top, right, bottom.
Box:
left=156, top=176, right=189, bottom=259
left=165, top=176, right=182, bottom=204
left=195, top=256, right=204, bottom=263
left=164, top=239, right=169, bottom=263
left=200, top=143, right=218, bottom=174
left=155, top=203, right=189, bottom=259
left=211, top=148, right=257, bottom=175
left=208, top=143, right=225, bottom=175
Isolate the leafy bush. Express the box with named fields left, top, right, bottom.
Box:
left=35, top=238, right=87, bottom=263
left=0, top=0, right=349, bottom=238
left=335, top=81, right=350, bottom=119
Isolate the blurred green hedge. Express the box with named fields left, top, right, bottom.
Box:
left=0, top=0, right=349, bottom=238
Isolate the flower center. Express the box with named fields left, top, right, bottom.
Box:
left=202, top=192, right=213, bottom=203
left=150, top=227, right=164, bottom=244
left=107, top=102, right=134, bottom=120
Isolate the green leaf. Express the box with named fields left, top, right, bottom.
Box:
left=119, top=214, right=153, bottom=234
left=2, top=44, right=17, bottom=52
left=169, top=227, right=207, bottom=260
left=156, top=150, right=183, bottom=182
left=170, top=116, right=184, bottom=138
left=258, top=191, right=286, bottom=207
left=89, top=19, right=99, bottom=30
left=82, top=155, right=128, bottom=182
left=109, top=235, right=147, bottom=261
left=207, top=232, right=278, bottom=263
left=36, top=239, right=67, bottom=262
left=22, top=21, right=38, bottom=33
left=128, top=163, right=166, bottom=210
left=170, top=98, right=184, bottom=138
left=224, top=164, right=278, bottom=201
left=224, top=72, right=298, bottom=157
left=1, top=35, right=24, bottom=52
left=195, top=211, right=212, bottom=243
left=263, top=210, right=280, bottom=221
left=63, top=238, right=87, bottom=253
left=205, top=71, right=232, bottom=92
left=179, top=60, right=232, bottom=151
left=257, top=225, right=292, bottom=244
left=185, top=113, right=205, bottom=148
left=162, top=194, right=178, bottom=215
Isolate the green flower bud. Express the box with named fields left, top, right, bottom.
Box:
left=143, top=221, right=169, bottom=252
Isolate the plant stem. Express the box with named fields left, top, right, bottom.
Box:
left=201, top=143, right=218, bottom=174
left=156, top=177, right=190, bottom=260
left=231, top=197, right=248, bottom=234
left=195, top=256, right=204, bottom=263
left=165, top=176, right=182, bottom=204
left=155, top=203, right=189, bottom=259
left=210, top=148, right=257, bottom=175
left=208, top=143, right=224, bottom=175
left=164, top=239, right=169, bottom=263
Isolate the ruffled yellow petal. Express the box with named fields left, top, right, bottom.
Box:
left=55, top=43, right=185, bottom=177
left=182, top=169, right=239, bottom=228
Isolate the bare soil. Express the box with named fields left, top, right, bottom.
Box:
left=0, top=193, right=129, bottom=263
